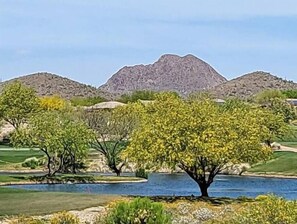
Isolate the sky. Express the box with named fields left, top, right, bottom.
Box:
left=1, top=0, right=297, bottom=86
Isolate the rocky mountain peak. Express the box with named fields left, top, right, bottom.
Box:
left=99, top=54, right=227, bottom=96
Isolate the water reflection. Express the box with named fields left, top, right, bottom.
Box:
left=8, top=173, right=297, bottom=199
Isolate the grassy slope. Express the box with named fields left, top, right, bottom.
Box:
left=249, top=151, right=297, bottom=175
left=0, top=187, right=120, bottom=216
left=0, top=149, right=43, bottom=169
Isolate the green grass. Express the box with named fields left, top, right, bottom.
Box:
left=249, top=151, right=297, bottom=175
left=0, top=187, right=120, bottom=216
left=0, top=174, right=144, bottom=184
left=0, top=175, right=28, bottom=183
left=0, top=149, right=43, bottom=164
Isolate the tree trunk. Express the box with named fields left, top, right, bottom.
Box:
left=115, top=170, right=121, bottom=176
left=198, top=182, right=209, bottom=197
left=47, top=157, right=52, bottom=176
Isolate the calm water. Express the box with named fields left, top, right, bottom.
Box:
left=8, top=173, right=297, bottom=199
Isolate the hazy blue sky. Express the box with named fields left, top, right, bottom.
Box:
left=1, top=0, right=297, bottom=86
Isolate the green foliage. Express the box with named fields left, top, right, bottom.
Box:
left=0, top=81, right=40, bottom=129
left=255, top=108, right=290, bottom=146
left=21, top=157, right=41, bottom=169
left=126, top=93, right=273, bottom=196
left=282, top=89, right=297, bottom=98
left=270, top=98, right=297, bottom=123
left=211, top=195, right=297, bottom=224
left=188, top=92, right=214, bottom=102
left=50, top=211, right=80, bottom=224
left=103, top=198, right=172, bottom=224
left=12, top=111, right=93, bottom=176
left=119, top=90, right=157, bottom=103
left=28, top=174, right=95, bottom=183
left=85, top=102, right=145, bottom=176
left=254, top=89, right=297, bottom=123
left=254, top=89, right=285, bottom=104
left=8, top=216, right=45, bottom=224
left=135, top=168, right=148, bottom=179
left=70, top=96, right=106, bottom=107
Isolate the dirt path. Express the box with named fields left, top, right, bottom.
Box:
left=277, top=145, right=297, bottom=153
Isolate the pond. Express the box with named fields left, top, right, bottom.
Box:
left=8, top=173, right=297, bottom=199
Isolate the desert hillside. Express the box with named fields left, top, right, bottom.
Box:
left=210, top=71, right=297, bottom=99
left=0, top=72, right=111, bottom=99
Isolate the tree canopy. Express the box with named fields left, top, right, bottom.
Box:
left=70, top=96, right=106, bottom=107
left=84, top=103, right=144, bottom=176
left=12, top=111, right=93, bottom=176
left=118, top=90, right=157, bottom=103
left=254, top=89, right=297, bottom=123
left=125, top=93, right=273, bottom=196
left=282, top=89, right=297, bottom=99
left=254, top=89, right=285, bottom=105
left=0, top=82, right=39, bottom=129
left=39, top=95, right=69, bottom=111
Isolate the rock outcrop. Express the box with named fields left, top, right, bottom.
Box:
left=99, top=54, right=227, bottom=96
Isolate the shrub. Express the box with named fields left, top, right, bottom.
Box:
left=103, top=198, right=172, bottom=224
left=21, top=157, right=39, bottom=169
left=50, top=211, right=79, bottom=224
left=9, top=216, right=45, bottom=224
left=70, top=96, right=106, bottom=107
left=210, top=195, right=297, bottom=224
left=119, top=90, right=157, bottom=103
left=135, top=168, right=148, bottom=179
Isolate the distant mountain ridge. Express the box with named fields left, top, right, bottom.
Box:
left=210, top=71, right=297, bottom=99
left=2, top=57, right=296, bottom=101
left=0, top=72, right=111, bottom=100
left=99, top=54, right=227, bottom=96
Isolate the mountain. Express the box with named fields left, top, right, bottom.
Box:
left=0, top=72, right=111, bottom=99
left=210, top=71, right=297, bottom=99
left=99, top=54, right=227, bottom=96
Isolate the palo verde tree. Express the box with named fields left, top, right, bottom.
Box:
left=84, top=103, right=144, bottom=176
left=0, top=81, right=39, bottom=130
left=12, top=111, right=93, bottom=176
left=223, top=99, right=289, bottom=147
left=39, top=95, right=69, bottom=111
left=125, top=93, right=272, bottom=197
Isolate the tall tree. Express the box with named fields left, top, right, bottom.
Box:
left=84, top=103, right=144, bottom=176
left=125, top=94, right=272, bottom=197
left=0, top=82, right=39, bottom=130
left=12, top=111, right=92, bottom=176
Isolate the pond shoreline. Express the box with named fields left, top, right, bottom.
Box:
left=0, top=178, right=148, bottom=186
left=242, top=172, right=297, bottom=179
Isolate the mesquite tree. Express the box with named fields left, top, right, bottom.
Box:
left=125, top=93, right=273, bottom=197
left=84, top=103, right=143, bottom=176
left=12, top=111, right=93, bottom=176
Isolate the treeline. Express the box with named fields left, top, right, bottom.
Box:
left=0, top=81, right=297, bottom=197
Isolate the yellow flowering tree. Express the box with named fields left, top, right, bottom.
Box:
left=0, top=81, right=39, bottom=130
left=126, top=93, right=272, bottom=197
left=39, top=95, right=68, bottom=111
